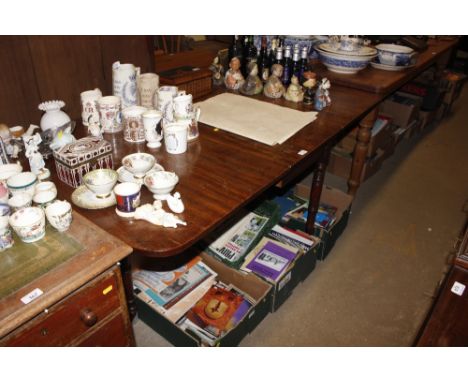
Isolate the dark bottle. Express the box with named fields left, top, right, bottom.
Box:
left=291, top=44, right=301, bottom=80
left=257, top=36, right=270, bottom=82
left=268, top=38, right=278, bottom=68
left=272, top=45, right=283, bottom=69
left=298, top=46, right=309, bottom=83
left=229, top=35, right=243, bottom=62
left=241, top=35, right=252, bottom=77
left=281, top=45, right=292, bottom=86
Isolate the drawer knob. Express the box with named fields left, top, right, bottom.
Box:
left=80, top=308, right=98, bottom=327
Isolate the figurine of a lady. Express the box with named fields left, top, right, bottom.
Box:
left=209, top=56, right=225, bottom=86
left=224, top=57, right=245, bottom=91
left=23, top=133, right=50, bottom=180
left=284, top=75, right=304, bottom=102
left=314, top=78, right=331, bottom=111
left=240, top=62, right=263, bottom=96
left=263, top=64, right=285, bottom=99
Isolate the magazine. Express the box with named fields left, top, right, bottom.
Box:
left=267, top=224, right=316, bottom=254
left=241, top=237, right=299, bottom=282
left=206, top=212, right=269, bottom=264
left=282, top=202, right=338, bottom=230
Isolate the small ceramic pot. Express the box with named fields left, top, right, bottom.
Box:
left=0, top=227, right=14, bottom=251
left=8, top=192, right=33, bottom=212
left=114, top=182, right=141, bottom=217
left=33, top=190, right=57, bottom=208
left=83, top=169, right=118, bottom=198
left=7, top=172, right=38, bottom=197
left=9, top=206, right=46, bottom=243
left=45, top=200, right=73, bottom=232
left=122, top=153, right=156, bottom=180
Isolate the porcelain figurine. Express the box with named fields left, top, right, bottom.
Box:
left=134, top=203, right=187, bottom=228
left=224, top=57, right=245, bottom=90
left=209, top=56, right=225, bottom=86
left=314, top=78, right=331, bottom=111
left=284, top=75, right=304, bottom=102
left=240, top=62, right=263, bottom=96
left=302, top=71, right=317, bottom=105
left=166, top=192, right=185, bottom=214
left=23, top=133, right=50, bottom=180
left=49, top=125, right=76, bottom=151
left=263, top=64, right=285, bottom=99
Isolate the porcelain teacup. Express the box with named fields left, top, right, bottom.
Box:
left=9, top=206, right=46, bottom=243
left=83, top=169, right=118, bottom=199
left=121, top=153, right=156, bottom=179
left=8, top=192, right=33, bottom=212
left=45, top=200, right=73, bottom=232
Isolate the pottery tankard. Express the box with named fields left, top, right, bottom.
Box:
left=80, top=88, right=102, bottom=126
left=137, top=73, right=159, bottom=108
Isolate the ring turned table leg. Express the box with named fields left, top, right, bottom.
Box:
left=347, top=107, right=379, bottom=197
left=306, top=148, right=331, bottom=234
left=120, top=256, right=137, bottom=320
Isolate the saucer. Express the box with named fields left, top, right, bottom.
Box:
left=71, top=185, right=116, bottom=209
left=370, top=61, right=415, bottom=71
left=115, top=208, right=135, bottom=218
left=117, top=163, right=165, bottom=184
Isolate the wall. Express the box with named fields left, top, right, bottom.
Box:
left=0, top=36, right=153, bottom=127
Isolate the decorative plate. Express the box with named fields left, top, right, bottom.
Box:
left=117, top=163, right=165, bottom=184
left=370, top=61, right=415, bottom=71
left=318, top=43, right=377, bottom=56
left=71, top=185, right=116, bottom=209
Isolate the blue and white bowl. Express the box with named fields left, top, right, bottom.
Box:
left=316, top=47, right=376, bottom=74
left=375, top=44, right=415, bottom=66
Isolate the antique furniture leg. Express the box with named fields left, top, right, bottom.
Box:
left=305, top=148, right=331, bottom=234
left=347, top=107, right=379, bottom=197
left=120, top=256, right=137, bottom=320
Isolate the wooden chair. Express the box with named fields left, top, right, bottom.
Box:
left=154, top=36, right=182, bottom=55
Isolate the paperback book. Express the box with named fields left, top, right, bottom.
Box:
left=282, top=202, right=338, bottom=230
left=267, top=224, right=316, bottom=254
left=241, top=237, right=299, bottom=282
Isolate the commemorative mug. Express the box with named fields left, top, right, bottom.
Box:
left=98, top=96, right=122, bottom=134
left=80, top=88, right=102, bottom=126
left=173, top=93, right=193, bottom=120
left=114, top=182, right=141, bottom=217
left=157, top=86, right=185, bottom=125
left=137, top=73, right=159, bottom=108
left=164, top=122, right=188, bottom=154
left=122, top=106, right=147, bottom=143
left=112, top=61, right=140, bottom=108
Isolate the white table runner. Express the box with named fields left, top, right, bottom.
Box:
left=196, top=93, right=317, bottom=146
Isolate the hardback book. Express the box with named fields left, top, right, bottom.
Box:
left=241, top=237, right=299, bottom=282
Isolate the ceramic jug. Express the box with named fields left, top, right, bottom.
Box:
left=112, top=61, right=141, bottom=109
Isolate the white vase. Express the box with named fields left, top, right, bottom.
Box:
left=38, top=100, right=71, bottom=132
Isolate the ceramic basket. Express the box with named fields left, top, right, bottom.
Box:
left=53, top=137, right=114, bottom=188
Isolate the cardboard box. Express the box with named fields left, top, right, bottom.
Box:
left=419, top=110, right=436, bottom=130
left=327, top=148, right=385, bottom=183
left=404, top=119, right=422, bottom=140
left=135, top=252, right=272, bottom=347
left=379, top=95, right=419, bottom=129
left=285, top=184, right=353, bottom=261
left=336, top=116, right=393, bottom=157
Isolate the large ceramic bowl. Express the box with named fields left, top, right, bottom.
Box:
left=375, top=44, right=415, bottom=66
left=144, top=170, right=179, bottom=200
left=7, top=171, right=38, bottom=197
left=9, top=206, right=46, bottom=243
left=122, top=153, right=156, bottom=179
left=83, top=169, right=118, bottom=198
left=317, top=47, right=376, bottom=74
left=0, top=163, right=23, bottom=184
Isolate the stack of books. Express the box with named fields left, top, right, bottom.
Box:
left=281, top=201, right=338, bottom=230
left=133, top=256, right=217, bottom=323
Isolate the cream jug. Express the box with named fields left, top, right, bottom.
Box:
left=112, top=61, right=141, bottom=108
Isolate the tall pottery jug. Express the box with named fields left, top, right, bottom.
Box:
left=112, top=61, right=141, bottom=109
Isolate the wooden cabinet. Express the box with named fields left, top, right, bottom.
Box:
left=0, top=212, right=135, bottom=347
left=1, top=266, right=134, bottom=347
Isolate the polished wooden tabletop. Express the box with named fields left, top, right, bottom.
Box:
left=313, top=38, right=458, bottom=94
left=51, top=86, right=381, bottom=258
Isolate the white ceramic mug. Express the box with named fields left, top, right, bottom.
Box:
left=112, top=61, right=140, bottom=108
left=98, top=96, right=122, bottom=134
left=122, top=106, right=147, bottom=143
left=80, top=88, right=102, bottom=126
left=157, top=87, right=185, bottom=125
left=143, top=110, right=163, bottom=149
left=138, top=73, right=159, bottom=108
left=173, top=93, right=193, bottom=120
left=164, top=122, right=188, bottom=154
